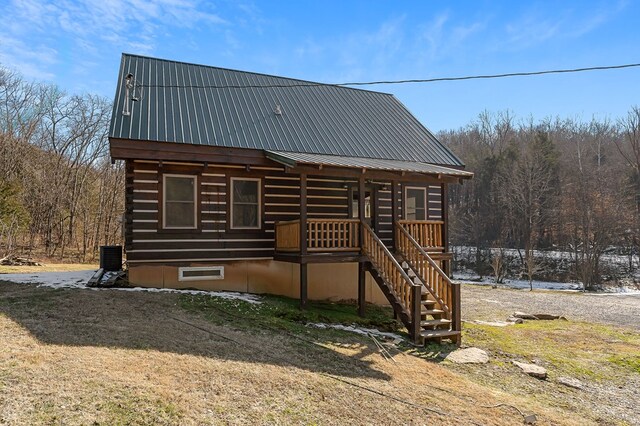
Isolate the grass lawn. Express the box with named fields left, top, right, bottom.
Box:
left=0, top=279, right=637, bottom=425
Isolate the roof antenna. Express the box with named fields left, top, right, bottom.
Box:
left=122, top=73, right=134, bottom=116
left=122, top=73, right=144, bottom=117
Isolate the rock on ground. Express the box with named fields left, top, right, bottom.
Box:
left=557, top=376, right=583, bottom=389
left=513, top=361, right=547, bottom=379
left=445, top=347, right=489, bottom=364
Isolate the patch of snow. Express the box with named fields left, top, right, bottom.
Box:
left=110, top=286, right=262, bottom=304
left=453, top=272, right=584, bottom=291
left=0, top=269, right=262, bottom=304
left=0, top=270, right=94, bottom=289
left=307, top=323, right=404, bottom=341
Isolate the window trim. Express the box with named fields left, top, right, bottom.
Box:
left=404, top=186, right=427, bottom=221
left=230, top=177, right=262, bottom=230
left=162, top=173, right=198, bottom=229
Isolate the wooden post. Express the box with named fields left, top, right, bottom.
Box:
left=451, top=283, right=461, bottom=346
left=358, top=175, right=366, bottom=316
left=411, top=284, right=422, bottom=344
left=300, top=174, right=308, bottom=310
left=300, top=263, right=308, bottom=310
left=358, top=261, right=366, bottom=317
left=441, top=182, right=450, bottom=275
left=300, top=174, right=307, bottom=256
left=391, top=180, right=398, bottom=251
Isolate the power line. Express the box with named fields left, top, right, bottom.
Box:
left=137, top=62, right=640, bottom=89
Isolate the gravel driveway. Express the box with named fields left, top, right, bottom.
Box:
left=462, top=284, right=640, bottom=329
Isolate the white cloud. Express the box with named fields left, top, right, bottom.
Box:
left=500, top=2, right=628, bottom=51
left=0, top=0, right=228, bottom=80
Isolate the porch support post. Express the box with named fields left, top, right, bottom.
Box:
left=357, top=175, right=366, bottom=316
left=300, top=173, right=308, bottom=309
left=391, top=180, right=399, bottom=251
left=441, top=182, right=450, bottom=275
left=358, top=262, right=366, bottom=317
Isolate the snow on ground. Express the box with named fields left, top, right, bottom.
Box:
left=307, top=323, right=404, bottom=341
left=0, top=270, right=94, bottom=289
left=0, top=270, right=263, bottom=304
left=453, top=272, right=640, bottom=295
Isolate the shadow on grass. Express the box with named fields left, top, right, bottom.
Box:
left=0, top=281, right=398, bottom=381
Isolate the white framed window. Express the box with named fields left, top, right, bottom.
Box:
left=178, top=266, right=224, bottom=281
left=230, top=177, right=261, bottom=229
left=404, top=186, right=427, bottom=220
left=163, top=174, right=197, bottom=229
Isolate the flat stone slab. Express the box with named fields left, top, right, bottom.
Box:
left=513, top=311, right=539, bottom=320
left=445, top=347, right=489, bottom=364
left=471, top=320, right=513, bottom=327
left=513, top=361, right=547, bottom=379
left=558, top=376, right=584, bottom=389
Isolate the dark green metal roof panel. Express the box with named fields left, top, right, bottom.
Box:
left=109, top=53, right=464, bottom=167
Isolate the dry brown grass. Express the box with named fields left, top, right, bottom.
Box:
left=0, top=263, right=98, bottom=274
left=0, top=282, right=603, bottom=425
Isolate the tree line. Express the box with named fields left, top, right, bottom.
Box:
left=1, top=63, right=638, bottom=288
left=0, top=65, right=124, bottom=262
left=440, top=110, right=640, bottom=289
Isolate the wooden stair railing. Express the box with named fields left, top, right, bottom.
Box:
left=395, top=222, right=461, bottom=340
left=398, top=220, right=445, bottom=251
left=361, top=222, right=422, bottom=342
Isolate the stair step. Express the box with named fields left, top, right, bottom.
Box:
left=420, top=329, right=461, bottom=339
left=421, top=308, right=444, bottom=316
left=421, top=319, right=451, bottom=327
left=421, top=299, right=436, bottom=307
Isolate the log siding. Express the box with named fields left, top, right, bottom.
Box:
left=126, top=160, right=360, bottom=264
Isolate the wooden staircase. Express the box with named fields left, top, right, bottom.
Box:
left=361, top=221, right=461, bottom=345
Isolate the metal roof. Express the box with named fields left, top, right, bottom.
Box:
left=109, top=53, right=465, bottom=167
left=265, top=151, right=473, bottom=178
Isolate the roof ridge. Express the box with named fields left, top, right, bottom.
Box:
left=121, top=52, right=395, bottom=96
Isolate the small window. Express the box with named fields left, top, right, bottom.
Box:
left=405, top=187, right=427, bottom=220
left=231, top=178, right=261, bottom=229
left=163, top=174, right=197, bottom=229
left=179, top=266, right=224, bottom=281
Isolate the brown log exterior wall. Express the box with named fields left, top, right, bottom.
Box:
left=125, top=159, right=371, bottom=264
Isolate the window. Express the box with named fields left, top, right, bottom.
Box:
left=178, top=266, right=224, bottom=281
left=231, top=178, right=261, bottom=229
left=405, top=187, right=427, bottom=220
left=163, top=174, right=197, bottom=229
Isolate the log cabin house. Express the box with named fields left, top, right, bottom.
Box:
left=108, top=54, right=473, bottom=344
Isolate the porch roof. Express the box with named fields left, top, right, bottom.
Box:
left=265, top=151, right=474, bottom=178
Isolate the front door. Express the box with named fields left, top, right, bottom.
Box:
left=350, top=184, right=377, bottom=231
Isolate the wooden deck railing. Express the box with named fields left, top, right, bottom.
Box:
left=362, top=222, right=422, bottom=340
left=275, top=218, right=360, bottom=252
left=396, top=222, right=461, bottom=333
left=307, top=219, right=359, bottom=252
left=398, top=220, right=444, bottom=250
left=275, top=219, right=301, bottom=252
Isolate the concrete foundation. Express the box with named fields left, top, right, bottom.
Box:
left=128, top=260, right=389, bottom=305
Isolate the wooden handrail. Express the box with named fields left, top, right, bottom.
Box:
left=277, top=219, right=301, bottom=226
left=396, top=223, right=460, bottom=334
left=362, top=222, right=422, bottom=340
left=397, top=220, right=444, bottom=250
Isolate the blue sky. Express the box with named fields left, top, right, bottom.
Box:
left=0, top=0, right=638, bottom=131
